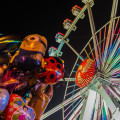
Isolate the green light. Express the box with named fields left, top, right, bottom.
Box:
left=102, top=104, right=107, bottom=120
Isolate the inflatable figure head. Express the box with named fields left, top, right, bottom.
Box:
left=20, top=34, right=47, bottom=56
left=11, top=34, right=47, bottom=72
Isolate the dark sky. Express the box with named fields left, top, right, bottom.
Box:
left=0, top=0, right=119, bottom=120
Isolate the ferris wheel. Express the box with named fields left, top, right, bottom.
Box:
left=41, top=0, right=120, bottom=120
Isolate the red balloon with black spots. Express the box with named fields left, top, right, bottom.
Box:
left=37, top=57, right=64, bottom=85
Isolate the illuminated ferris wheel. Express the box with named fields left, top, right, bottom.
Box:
left=41, top=0, right=120, bottom=120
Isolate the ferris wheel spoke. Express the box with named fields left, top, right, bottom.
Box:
left=97, top=96, right=104, bottom=120
left=62, top=54, right=83, bottom=116
left=41, top=86, right=88, bottom=119
left=103, top=100, right=111, bottom=120
left=98, top=31, right=102, bottom=68
left=84, top=48, right=90, bottom=59
left=67, top=103, right=82, bottom=120
left=88, top=42, right=95, bottom=60
left=65, top=87, right=81, bottom=97
left=87, top=4, right=100, bottom=69
left=112, top=73, right=120, bottom=78
left=92, top=93, right=100, bottom=120
left=108, top=18, right=120, bottom=50
left=64, top=98, right=81, bottom=113
left=102, top=37, right=120, bottom=71
left=104, top=54, right=120, bottom=74
left=102, top=100, right=109, bottom=120
left=110, top=78, right=120, bottom=84
left=112, top=86, right=120, bottom=95
left=107, top=66, right=120, bottom=77
left=106, top=85, right=120, bottom=101
left=65, top=98, right=83, bottom=120
left=60, top=78, right=75, bottom=82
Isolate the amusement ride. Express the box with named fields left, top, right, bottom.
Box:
left=0, top=0, right=119, bottom=120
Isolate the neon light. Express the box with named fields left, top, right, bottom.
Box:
left=102, top=104, right=107, bottom=120
left=0, top=40, right=21, bottom=43
left=65, top=87, right=81, bottom=97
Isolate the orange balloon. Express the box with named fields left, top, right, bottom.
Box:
left=75, top=59, right=95, bottom=87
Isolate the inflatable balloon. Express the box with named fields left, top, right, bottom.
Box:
left=4, top=94, right=35, bottom=120
left=0, top=66, right=4, bottom=77
left=29, top=83, right=53, bottom=119
left=12, top=106, right=35, bottom=120
left=10, top=34, right=47, bottom=73
left=0, top=64, right=8, bottom=81
left=1, top=70, right=16, bottom=83
left=36, top=57, right=64, bottom=84
left=0, top=70, right=20, bottom=92
left=0, top=88, right=9, bottom=113
left=75, top=59, right=95, bottom=87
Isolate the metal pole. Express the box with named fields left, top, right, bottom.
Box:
left=87, top=3, right=100, bottom=68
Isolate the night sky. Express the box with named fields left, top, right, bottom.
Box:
left=0, top=0, right=119, bottom=120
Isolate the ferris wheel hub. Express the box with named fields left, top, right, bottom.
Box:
left=75, top=59, right=95, bottom=87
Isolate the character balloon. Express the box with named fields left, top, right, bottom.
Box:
left=10, top=34, right=47, bottom=73
left=29, top=83, right=53, bottom=119
left=4, top=94, right=35, bottom=120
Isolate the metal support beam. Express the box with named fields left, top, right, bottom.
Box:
left=92, top=81, right=120, bottom=117
left=79, top=92, right=89, bottom=120
left=87, top=3, right=100, bottom=68
left=93, top=93, right=100, bottom=120
left=81, top=89, right=96, bottom=120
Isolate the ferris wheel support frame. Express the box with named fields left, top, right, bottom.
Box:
left=41, top=72, right=120, bottom=119
left=67, top=77, right=120, bottom=120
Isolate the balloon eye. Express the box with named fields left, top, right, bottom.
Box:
left=30, top=37, right=35, bottom=40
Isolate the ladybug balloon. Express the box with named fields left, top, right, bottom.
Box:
left=37, top=57, right=64, bottom=85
